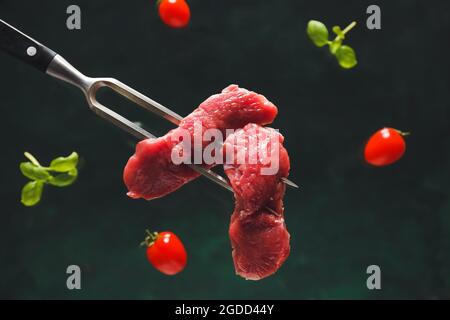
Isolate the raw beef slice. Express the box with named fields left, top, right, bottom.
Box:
left=123, top=85, right=278, bottom=200
left=224, top=124, right=291, bottom=280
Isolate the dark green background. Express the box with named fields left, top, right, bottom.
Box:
left=0, top=0, right=449, bottom=299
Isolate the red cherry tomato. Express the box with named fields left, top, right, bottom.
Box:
left=364, top=128, right=407, bottom=166
left=158, top=0, right=191, bottom=28
left=142, top=230, right=187, bottom=275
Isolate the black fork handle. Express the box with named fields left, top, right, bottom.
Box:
left=0, top=19, right=57, bottom=72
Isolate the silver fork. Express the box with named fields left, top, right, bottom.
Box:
left=0, top=19, right=299, bottom=197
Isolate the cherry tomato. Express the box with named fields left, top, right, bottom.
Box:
left=142, top=230, right=187, bottom=275
left=364, top=128, right=407, bottom=167
left=158, top=0, right=191, bottom=29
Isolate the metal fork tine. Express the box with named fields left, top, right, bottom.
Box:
left=102, top=78, right=183, bottom=125
left=281, top=177, right=299, bottom=189
left=89, top=99, right=157, bottom=140
left=185, top=164, right=234, bottom=192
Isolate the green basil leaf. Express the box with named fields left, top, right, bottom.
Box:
left=21, top=181, right=44, bottom=206
left=48, top=169, right=78, bottom=187
left=20, top=162, right=51, bottom=181
left=50, top=152, right=79, bottom=172
left=307, top=20, right=329, bottom=47
left=336, top=45, right=358, bottom=69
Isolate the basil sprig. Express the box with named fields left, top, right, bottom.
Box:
left=20, top=152, right=79, bottom=206
left=307, top=20, right=358, bottom=69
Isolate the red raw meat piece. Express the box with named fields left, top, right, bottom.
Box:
left=224, top=124, right=291, bottom=280
left=123, top=85, right=278, bottom=200
left=229, top=211, right=290, bottom=281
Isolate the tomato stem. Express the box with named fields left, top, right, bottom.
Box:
left=394, top=129, right=411, bottom=137
left=140, top=229, right=159, bottom=247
